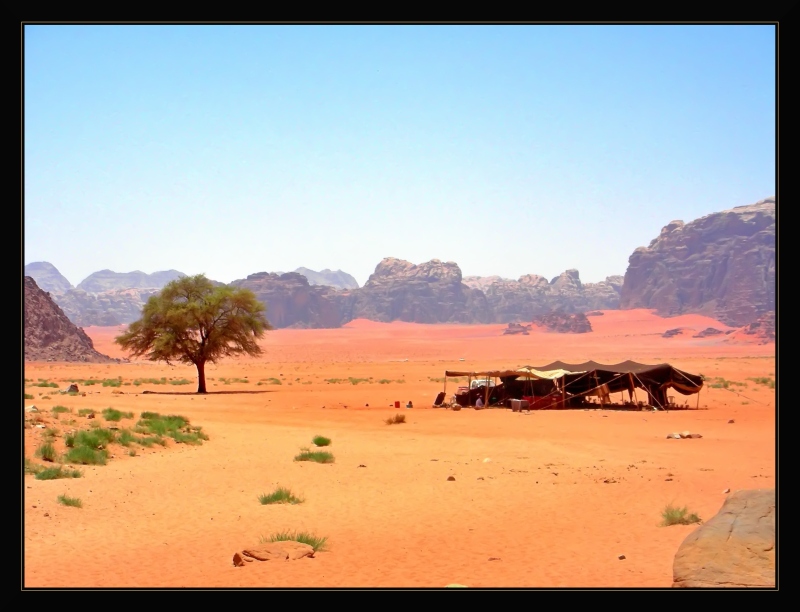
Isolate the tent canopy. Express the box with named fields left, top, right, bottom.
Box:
left=444, top=360, right=703, bottom=395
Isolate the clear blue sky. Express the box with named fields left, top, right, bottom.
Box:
left=24, top=25, right=776, bottom=288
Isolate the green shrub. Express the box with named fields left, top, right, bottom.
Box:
left=64, top=445, right=108, bottom=465
left=258, top=487, right=304, bottom=505
left=36, top=466, right=82, bottom=480
left=57, top=494, right=82, bottom=508
left=294, top=450, right=334, bottom=464
left=260, top=530, right=327, bottom=552
left=102, top=408, right=134, bottom=422
left=312, top=435, right=331, bottom=447
left=35, top=442, right=57, bottom=462
left=661, top=504, right=702, bottom=526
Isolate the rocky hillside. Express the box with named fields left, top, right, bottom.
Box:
left=465, top=271, right=623, bottom=322
left=347, top=258, right=491, bottom=324
left=76, top=269, right=186, bottom=293
left=620, top=196, right=775, bottom=326
left=54, top=287, right=162, bottom=327
left=293, top=267, right=359, bottom=290
left=24, top=276, right=118, bottom=363
left=24, top=261, right=74, bottom=295
left=230, top=272, right=351, bottom=329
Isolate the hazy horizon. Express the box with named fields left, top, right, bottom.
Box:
left=24, top=25, right=775, bottom=288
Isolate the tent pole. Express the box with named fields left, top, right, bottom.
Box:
left=561, top=375, right=566, bottom=409
left=467, top=376, right=471, bottom=406
left=696, top=389, right=700, bottom=409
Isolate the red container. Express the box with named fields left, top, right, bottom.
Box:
left=395, top=401, right=400, bottom=408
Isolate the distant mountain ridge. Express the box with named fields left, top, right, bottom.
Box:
left=293, top=267, right=359, bottom=290
left=76, top=269, right=187, bottom=293
left=24, top=262, right=74, bottom=295
left=24, top=196, right=776, bottom=332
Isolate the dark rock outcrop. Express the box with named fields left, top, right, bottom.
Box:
left=741, top=311, right=776, bottom=342
left=531, top=311, right=593, bottom=333
left=24, top=276, right=118, bottom=363
left=230, top=272, right=352, bottom=329
left=347, top=258, right=491, bottom=324
left=465, top=272, right=623, bottom=322
left=620, top=197, right=775, bottom=327
left=672, top=489, right=775, bottom=588
left=76, top=269, right=186, bottom=293
left=24, top=262, right=74, bottom=295
left=693, top=327, right=724, bottom=338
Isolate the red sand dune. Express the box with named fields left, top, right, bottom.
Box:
left=24, top=310, right=775, bottom=588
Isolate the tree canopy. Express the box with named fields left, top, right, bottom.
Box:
left=114, top=274, right=271, bottom=393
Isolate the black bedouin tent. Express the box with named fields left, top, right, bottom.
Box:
left=440, top=361, right=704, bottom=410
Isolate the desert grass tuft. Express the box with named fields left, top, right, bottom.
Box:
left=57, top=494, right=83, bottom=508
left=102, top=408, right=134, bottom=422
left=294, top=450, right=335, bottom=463
left=385, top=413, right=406, bottom=425
left=35, top=466, right=82, bottom=480
left=64, top=445, right=108, bottom=465
left=52, top=405, right=71, bottom=414
left=260, top=530, right=328, bottom=552
left=25, top=457, right=44, bottom=475
left=136, top=412, right=207, bottom=444
left=661, top=504, right=702, bottom=526
left=35, top=442, right=57, bottom=462
left=258, top=486, right=304, bottom=505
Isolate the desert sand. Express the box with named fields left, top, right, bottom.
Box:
left=23, top=309, right=776, bottom=588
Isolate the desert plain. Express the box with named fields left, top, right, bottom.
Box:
left=23, top=309, right=776, bottom=588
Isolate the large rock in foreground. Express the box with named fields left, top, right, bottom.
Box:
left=672, top=489, right=775, bottom=588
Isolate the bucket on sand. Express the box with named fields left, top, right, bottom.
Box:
left=395, top=401, right=400, bottom=408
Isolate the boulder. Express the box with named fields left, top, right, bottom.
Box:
left=672, top=489, right=775, bottom=587
left=233, top=540, right=315, bottom=566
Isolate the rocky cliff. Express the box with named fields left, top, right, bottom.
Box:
left=24, top=276, right=118, bottom=363
left=54, top=287, right=162, bottom=327
left=229, top=272, right=351, bottom=329
left=347, top=258, right=491, bottom=324
left=620, top=196, right=775, bottom=326
left=465, top=271, right=623, bottom=322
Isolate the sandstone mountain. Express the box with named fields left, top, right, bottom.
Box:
left=347, top=258, right=491, bottom=324
left=76, top=269, right=186, bottom=293
left=24, top=261, right=74, bottom=295
left=54, top=287, right=162, bottom=327
left=465, top=271, right=623, bottom=322
left=24, top=276, right=118, bottom=363
left=230, top=272, right=350, bottom=329
left=620, top=196, right=775, bottom=327
left=293, top=267, right=359, bottom=290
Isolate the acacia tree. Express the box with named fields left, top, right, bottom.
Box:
left=114, top=274, right=271, bottom=393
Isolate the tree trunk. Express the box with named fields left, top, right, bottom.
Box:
left=196, top=360, right=207, bottom=394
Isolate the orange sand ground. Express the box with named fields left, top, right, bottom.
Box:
left=23, top=309, right=776, bottom=588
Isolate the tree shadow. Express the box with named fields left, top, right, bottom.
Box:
left=140, top=390, right=276, bottom=395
